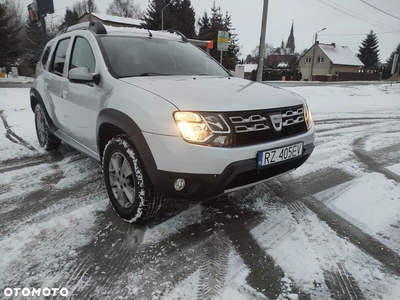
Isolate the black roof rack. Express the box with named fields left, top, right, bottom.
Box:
left=166, top=29, right=188, bottom=42
left=56, top=21, right=107, bottom=37
left=88, top=21, right=107, bottom=34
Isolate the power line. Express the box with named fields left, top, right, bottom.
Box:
left=317, top=0, right=400, bottom=31
left=325, top=0, right=399, bottom=30
left=360, top=0, right=400, bottom=21
left=320, top=30, right=400, bottom=36
left=54, top=6, right=73, bottom=12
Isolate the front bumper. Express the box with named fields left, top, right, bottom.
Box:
left=148, top=143, right=314, bottom=200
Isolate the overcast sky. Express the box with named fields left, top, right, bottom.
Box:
left=23, top=0, right=400, bottom=62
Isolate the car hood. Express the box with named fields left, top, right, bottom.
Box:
left=119, top=76, right=304, bottom=111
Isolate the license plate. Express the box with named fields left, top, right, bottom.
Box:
left=257, top=143, right=303, bottom=167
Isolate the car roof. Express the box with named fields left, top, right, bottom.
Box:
left=57, top=21, right=185, bottom=42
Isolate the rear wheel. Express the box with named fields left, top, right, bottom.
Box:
left=34, top=104, right=61, bottom=150
left=103, top=136, right=164, bottom=222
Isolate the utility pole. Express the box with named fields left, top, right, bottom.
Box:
left=88, top=0, right=93, bottom=22
left=309, top=28, right=326, bottom=81
left=256, top=0, right=269, bottom=82
left=40, top=12, right=47, bottom=46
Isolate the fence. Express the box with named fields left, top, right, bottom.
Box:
left=311, top=72, right=381, bottom=82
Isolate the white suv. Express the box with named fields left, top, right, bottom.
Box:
left=30, top=21, right=315, bottom=222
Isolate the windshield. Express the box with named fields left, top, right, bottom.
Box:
left=98, top=36, right=229, bottom=78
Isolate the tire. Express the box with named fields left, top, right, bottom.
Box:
left=34, top=104, right=61, bottom=150
left=102, top=135, right=164, bottom=222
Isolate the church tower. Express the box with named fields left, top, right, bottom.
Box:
left=286, top=21, right=295, bottom=54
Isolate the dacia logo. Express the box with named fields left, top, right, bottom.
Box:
left=270, top=114, right=283, bottom=132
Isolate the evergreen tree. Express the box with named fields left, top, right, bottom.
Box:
left=223, top=11, right=239, bottom=69
left=170, top=0, right=196, bottom=38
left=142, top=0, right=164, bottom=30
left=197, top=11, right=210, bottom=36
left=142, top=0, right=196, bottom=38
left=61, top=8, right=80, bottom=29
left=198, top=2, right=239, bottom=69
left=358, top=30, right=380, bottom=68
left=23, top=18, right=43, bottom=69
left=0, top=3, right=23, bottom=71
left=382, top=43, right=400, bottom=79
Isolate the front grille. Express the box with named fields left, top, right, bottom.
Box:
left=223, top=105, right=307, bottom=147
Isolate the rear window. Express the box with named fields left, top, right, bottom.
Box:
left=98, top=36, right=228, bottom=78
left=41, top=45, right=52, bottom=69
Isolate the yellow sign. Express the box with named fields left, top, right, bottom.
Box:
left=218, top=37, right=229, bottom=43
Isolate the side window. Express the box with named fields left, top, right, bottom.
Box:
left=51, top=38, right=71, bottom=76
left=70, top=37, right=95, bottom=73
left=41, top=45, right=52, bottom=69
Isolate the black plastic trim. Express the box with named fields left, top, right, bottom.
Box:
left=30, top=88, right=58, bottom=132
left=148, top=143, right=315, bottom=200
left=96, top=109, right=158, bottom=178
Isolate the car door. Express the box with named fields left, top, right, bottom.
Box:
left=44, top=38, right=71, bottom=130
left=63, top=35, right=102, bottom=152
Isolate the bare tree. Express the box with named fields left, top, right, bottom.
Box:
left=251, top=43, right=274, bottom=59
left=74, top=0, right=98, bottom=18
left=107, top=0, right=143, bottom=18
left=2, top=0, right=24, bottom=29
left=46, top=15, right=63, bottom=39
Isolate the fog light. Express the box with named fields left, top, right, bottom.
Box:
left=174, top=178, right=185, bottom=191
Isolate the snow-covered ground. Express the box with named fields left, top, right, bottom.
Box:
left=0, top=83, right=399, bottom=299
left=0, top=76, right=35, bottom=83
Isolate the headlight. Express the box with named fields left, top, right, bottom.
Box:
left=173, top=111, right=232, bottom=147
left=303, top=103, right=313, bottom=130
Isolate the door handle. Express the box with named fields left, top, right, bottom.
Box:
left=62, top=90, right=69, bottom=98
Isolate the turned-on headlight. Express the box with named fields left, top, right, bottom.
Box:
left=303, top=103, right=313, bottom=130
left=173, top=111, right=232, bottom=147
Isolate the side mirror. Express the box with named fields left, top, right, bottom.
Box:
left=68, top=67, right=100, bottom=85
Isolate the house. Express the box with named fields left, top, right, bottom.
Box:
left=79, top=12, right=142, bottom=28
left=299, top=42, right=364, bottom=80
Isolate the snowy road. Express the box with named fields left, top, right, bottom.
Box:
left=0, top=84, right=400, bottom=300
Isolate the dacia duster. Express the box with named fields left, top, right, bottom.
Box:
left=30, top=21, right=315, bottom=222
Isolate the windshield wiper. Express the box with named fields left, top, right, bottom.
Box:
left=138, top=72, right=170, bottom=76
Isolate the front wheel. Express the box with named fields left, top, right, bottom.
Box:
left=103, top=136, right=164, bottom=222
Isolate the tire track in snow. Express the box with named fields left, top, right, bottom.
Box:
left=197, top=231, right=231, bottom=300
left=0, top=110, right=36, bottom=151
left=353, top=137, right=400, bottom=183
left=0, top=168, right=104, bottom=238
left=66, top=197, right=284, bottom=299
left=0, top=142, right=82, bottom=174
left=314, top=116, right=400, bottom=124
left=288, top=201, right=364, bottom=300
left=271, top=177, right=400, bottom=276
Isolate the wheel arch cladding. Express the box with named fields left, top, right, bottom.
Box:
left=96, top=108, right=158, bottom=173
left=30, top=88, right=57, bottom=132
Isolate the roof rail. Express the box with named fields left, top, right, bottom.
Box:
left=88, top=21, right=107, bottom=34
left=166, top=29, right=188, bottom=42
left=56, top=21, right=107, bottom=37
